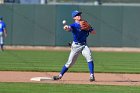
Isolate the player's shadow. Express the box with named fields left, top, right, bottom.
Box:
left=115, top=80, right=140, bottom=82
left=61, top=79, right=140, bottom=83
left=96, top=80, right=140, bottom=82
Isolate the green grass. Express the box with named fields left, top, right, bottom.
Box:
left=0, top=82, right=139, bottom=93
left=0, top=50, right=140, bottom=73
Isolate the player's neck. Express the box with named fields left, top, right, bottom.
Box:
left=75, top=19, right=82, bottom=23
left=75, top=20, right=79, bottom=23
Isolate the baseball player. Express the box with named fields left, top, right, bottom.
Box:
left=53, top=10, right=96, bottom=81
left=0, top=16, right=7, bottom=51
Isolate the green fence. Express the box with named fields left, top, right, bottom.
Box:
left=0, top=4, right=140, bottom=47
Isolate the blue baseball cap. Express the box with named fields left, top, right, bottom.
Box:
left=72, top=10, right=82, bottom=18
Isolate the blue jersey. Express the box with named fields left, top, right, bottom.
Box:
left=70, top=22, right=94, bottom=43
left=0, top=21, right=6, bottom=32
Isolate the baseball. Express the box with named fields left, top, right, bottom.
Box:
left=62, top=20, right=66, bottom=25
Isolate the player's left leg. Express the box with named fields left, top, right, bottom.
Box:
left=82, top=45, right=95, bottom=81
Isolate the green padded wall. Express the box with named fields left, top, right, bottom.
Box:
left=0, top=4, right=140, bottom=47
left=99, top=6, right=123, bottom=47
left=122, top=6, right=140, bottom=47
left=12, top=5, right=35, bottom=45
left=34, top=5, right=56, bottom=46
left=12, top=5, right=56, bottom=46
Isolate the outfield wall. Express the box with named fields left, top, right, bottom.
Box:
left=0, top=4, right=140, bottom=47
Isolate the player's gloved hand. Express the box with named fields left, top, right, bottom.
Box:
left=79, top=20, right=91, bottom=31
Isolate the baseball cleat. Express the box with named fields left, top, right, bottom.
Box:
left=89, top=76, right=95, bottom=82
left=53, top=76, right=61, bottom=80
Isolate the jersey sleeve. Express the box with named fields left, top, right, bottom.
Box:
left=69, top=23, right=76, bottom=31
left=70, top=23, right=81, bottom=32
left=70, top=24, right=75, bottom=29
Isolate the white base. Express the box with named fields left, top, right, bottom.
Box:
left=30, top=77, right=52, bottom=81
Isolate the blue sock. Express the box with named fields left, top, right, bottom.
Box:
left=60, top=65, right=68, bottom=76
left=88, top=61, right=94, bottom=74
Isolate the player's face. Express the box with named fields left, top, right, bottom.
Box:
left=73, top=15, right=82, bottom=21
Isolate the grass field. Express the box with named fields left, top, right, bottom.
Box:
left=0, top=82, right=140, bottom=93
left=0, top=50, right=140, bottom=93
left=0, top=50, right=140, bottom=73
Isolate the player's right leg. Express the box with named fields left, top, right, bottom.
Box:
left=53, top=42, right=82, bottom=80
left=53, top=50, right=80, bottom=80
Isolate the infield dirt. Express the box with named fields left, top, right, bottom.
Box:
left=0, top=71, right=140, bottom=86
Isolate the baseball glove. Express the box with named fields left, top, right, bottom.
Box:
left=79, top=20, right=91, bottom=31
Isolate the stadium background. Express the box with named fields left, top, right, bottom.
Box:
left=0, top=0, right=140, bottom=47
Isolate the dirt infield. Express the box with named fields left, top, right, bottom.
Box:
left=0, top=71, right=140, bottom=86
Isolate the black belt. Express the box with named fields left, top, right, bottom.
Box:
left=75, top=42, right=86, bottom=45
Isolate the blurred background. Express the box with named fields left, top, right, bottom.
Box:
left=0, top=0, right=140, bottom=47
